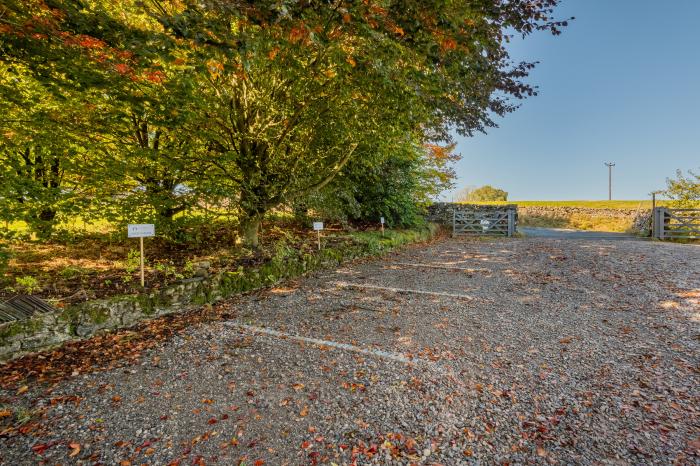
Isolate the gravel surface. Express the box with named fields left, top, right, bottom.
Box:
left=1, top=237, right=699, bottom=465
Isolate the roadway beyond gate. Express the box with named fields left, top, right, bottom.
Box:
left=520, top=226, right=645, bottom=240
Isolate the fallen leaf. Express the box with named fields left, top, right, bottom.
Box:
left=31, top=443, right=50, bottom=455
left=0, top=409, right=11, bottom=418
left=299, top=405, right=309, bottom=417
left=68, top=442, right=81, bottom=457
left=17, top=385, right=28, bottom=395
left=112, top=395, right=122, bottom=403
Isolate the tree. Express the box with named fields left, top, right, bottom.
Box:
left=665, top=169, right=700, bottom=208
left=1, top=0, right=569, bottom=246
left=145, top=0, right=567, bottom=246
left=0, top=61, right=98, bottom=237
left=310, top=139, right=460, bottom=226
left=459, top=185, right=509, bottom=202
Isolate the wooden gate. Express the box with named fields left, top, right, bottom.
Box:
left=453, top=206, right=516, bottom=237
left=653, top=208, right=700, bottom=239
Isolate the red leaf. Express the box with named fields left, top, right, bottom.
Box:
left=31, top=443, right=50, bottom=455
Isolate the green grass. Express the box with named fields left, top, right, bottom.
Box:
left=517, top=213, right=634, bottom=232
left=463, top=200, right=688, bottom=209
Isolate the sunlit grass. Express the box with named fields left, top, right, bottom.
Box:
left=463, top=200, right=691, bottom=209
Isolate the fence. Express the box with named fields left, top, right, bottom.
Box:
left=453, top=205, right=516, bottom=237
left=652, top=207, right=700, bottom=239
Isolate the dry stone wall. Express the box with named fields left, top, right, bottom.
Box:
left=1, top=226, right=438, bottom=362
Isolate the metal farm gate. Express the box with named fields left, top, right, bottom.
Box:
left=653, top=208, right=700, bottom=239
left=452, top=206, right=516, bottom=237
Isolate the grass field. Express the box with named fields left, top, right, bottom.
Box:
left=463, top=200, right=692, bottom=209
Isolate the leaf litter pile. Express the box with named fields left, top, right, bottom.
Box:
left=1, top=237, right=699, bottom=465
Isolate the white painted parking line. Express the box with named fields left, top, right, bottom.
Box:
left=390, top=262, right=490, bottom=273
left=333, top=281, right=475, bottom=300
left=225, top=323, right=415, bottom=364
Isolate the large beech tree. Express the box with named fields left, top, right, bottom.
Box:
left=143, top=0, right=567, bottom=245
left=1, top=0, right=568, bottom=245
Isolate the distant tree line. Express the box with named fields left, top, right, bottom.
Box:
left=0, top=0, right=567, bottom=246
left=456, top=185, right=509, bottom=202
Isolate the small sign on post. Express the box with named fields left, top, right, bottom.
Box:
left=127, top=224, right=155, bottom=287
left=380, top=217, right=385, bottom=236
left=313, top=222, right=324, bottom=250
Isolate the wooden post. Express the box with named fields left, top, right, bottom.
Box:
left=317, top=230, right=321, bottom=251
left=140, top=237, right=145, bottom=287
left=507, top=209, right=515, bottom=237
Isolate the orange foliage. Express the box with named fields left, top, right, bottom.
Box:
left=425, top=143, right=458, bottom=161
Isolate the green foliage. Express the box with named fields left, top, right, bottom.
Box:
left=122, top=249, right=141, bottom=283
left=1, top=0, right=567, bottom=246
left=0, top=243, right=10, bottom=277
left=665, top=169, right=700, bottom=208
left=14, top=275, right=41, bottom=294
left=308, top=139, right=459, bottom=227
left=459, top=185, right=509, bottom=202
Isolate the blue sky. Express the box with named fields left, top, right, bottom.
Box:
left=447, top=0, right=700, bottom=201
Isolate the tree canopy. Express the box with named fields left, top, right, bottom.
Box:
left=1, top=0, right=567, bottom=245
left=458, top=185, right=509, bottom=202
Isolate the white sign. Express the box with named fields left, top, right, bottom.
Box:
left=380, top=217, right=385, bottom=224
left=128, top=224, right=155, bottom=238
left=313, top=222, right=324, bottom=231
left=479, top=219, right=491, bottom=231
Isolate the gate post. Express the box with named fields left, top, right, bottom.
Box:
left=507, top=208, right=515, bottom=237
left=652, top=207, right=660, bottom=239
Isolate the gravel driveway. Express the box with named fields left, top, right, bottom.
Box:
left=1, top=237, right=698, bottom=465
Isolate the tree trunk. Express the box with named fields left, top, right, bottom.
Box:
left=240, top=216, right=261, bottom=248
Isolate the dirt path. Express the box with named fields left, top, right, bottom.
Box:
left=1, top=237, right=698, bottom=465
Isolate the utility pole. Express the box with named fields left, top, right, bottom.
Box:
left=604, top=162, right=615, bottom=200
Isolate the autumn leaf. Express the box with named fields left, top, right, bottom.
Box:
left=68, top=442, right=81, bottom=457
left=31, top=443, right=50, bottom=455
left=299, top=405, right=309, bottom=417
left=111, top=395, right=122, bottom=403
left=17, top=385, right=28, bottom=395
left=292, top=383, right=304, bottom=391
left=0, top=409, right=11, bottom=418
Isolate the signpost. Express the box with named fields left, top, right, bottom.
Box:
left=313, top=222, right=324, bottom=250
left=127, top=224, right=155, bottom=287
left=380, top=217, right=385, bottom=236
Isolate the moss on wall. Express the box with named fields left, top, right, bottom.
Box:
left=1, top=226, right=439, bottom=361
